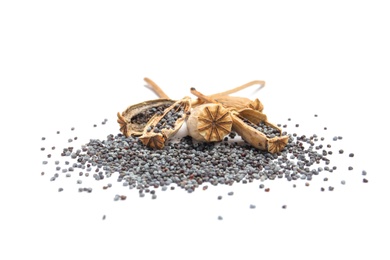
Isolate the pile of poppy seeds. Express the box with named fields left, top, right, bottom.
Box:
left=40, top=115, right=369, bottom=220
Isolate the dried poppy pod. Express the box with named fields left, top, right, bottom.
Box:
left=193, top=80, right=265, bottom=112
left=187, top=103, right=233, bottom=142
left=139, top=97, right=192, bottom=149
left=231, top=109, right=289, bottom=153
left=117, top=99, right=175, bottom=137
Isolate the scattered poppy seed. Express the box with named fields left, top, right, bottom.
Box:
left=41, top=137, right=46, bottom=140
left=341, top=180, right=346, bottom=185
left=362, top=170, right=367, bottom=176
left=227, top=191, right=234, bottom=196
left=77, top=180, right=82, bottom=184
left=265, top=188, right=270, bottom=192
left=328, top=186, right=334, bottom=191
left=41, top=147, right=45, bottom=151
left=120, top=195, right=127, bottom=200
left=249, top=204, right=256, bottom=209
left=305, top=182, right=310, bottom=186
left=217, top=195, right=222, bottom=200
left=337, top=136, right=342, bottom=140
left=152, top=194, right=157, bottom=199
left=56, top=131, right=60, bottom=134
left=58, top=188, right=63, bottom=192
left=202, top=185, right=208, bottom=190
left=52, top=146, right=55, bottom=150
left=321, top=187, right=325, bottom=192
left=71, top=127, right=75, bottom=131
left=333, top=136, right=337, bottom=141
left=218, top=216, right=223, bottom=220
left=349, top=153, right=354, bottom=157
left=282, top=205, right=287, bottom=209
left=363, top=178, right=368, bottom=183
left=93, top=124, right=97, bottom=127
left=102, top=215, right=106, bottom=220
left=339, top=149, right=344, bottom=154
left=259, top=184, right=264, bottom=189
left=293, top=184, right=296, bottom=188
left=41, top=172, right=45, bottom=176
left=42, top=161, right=48, bottom=165
left=348, top=166, right=353, bottom=171
left=295, top=124, right=299, bottom=127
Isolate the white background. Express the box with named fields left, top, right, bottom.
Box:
left=1, top=1, right=389, bottom=259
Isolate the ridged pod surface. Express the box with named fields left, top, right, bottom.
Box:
left=187, top=103, right=232, bottom=142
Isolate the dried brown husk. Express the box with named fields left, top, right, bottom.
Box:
left=192, top=80, right=265, bottom=112
left=117, top=99, right=175, bottom=137
left=231, top=109, right=289, bottom=153
left=211, top=96, right=264, bottom=112
left=139, top=97, right=192, bottom=149
left=187, top=103, right=233, bottom=142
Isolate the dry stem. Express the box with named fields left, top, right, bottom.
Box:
left=144, top=77, right=170, bottom=99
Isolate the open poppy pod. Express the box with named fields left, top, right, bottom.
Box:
left=139, top=97, right=192, bottom=149
left=117, top=99, right=175, bottom=137
left=231, top=109, right=289, bottom=153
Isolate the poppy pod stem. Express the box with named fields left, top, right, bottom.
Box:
left=144, top=77, right=170, bottom=99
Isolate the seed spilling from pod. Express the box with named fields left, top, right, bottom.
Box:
left=117, top=99, right=175, bottom=137
left=231, top=110, right=289, bottom=153
left=139, top=97, right=192, bottom=149
left=187, top=103, right=232, bottom=142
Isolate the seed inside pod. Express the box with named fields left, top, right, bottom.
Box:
left=117, top=99, right=175, bottom=137
left=231, top=110, right=289, bottom=153
left=139, top=97, right=192, bottom=149
left=187, top=103, right=232, bottom=142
